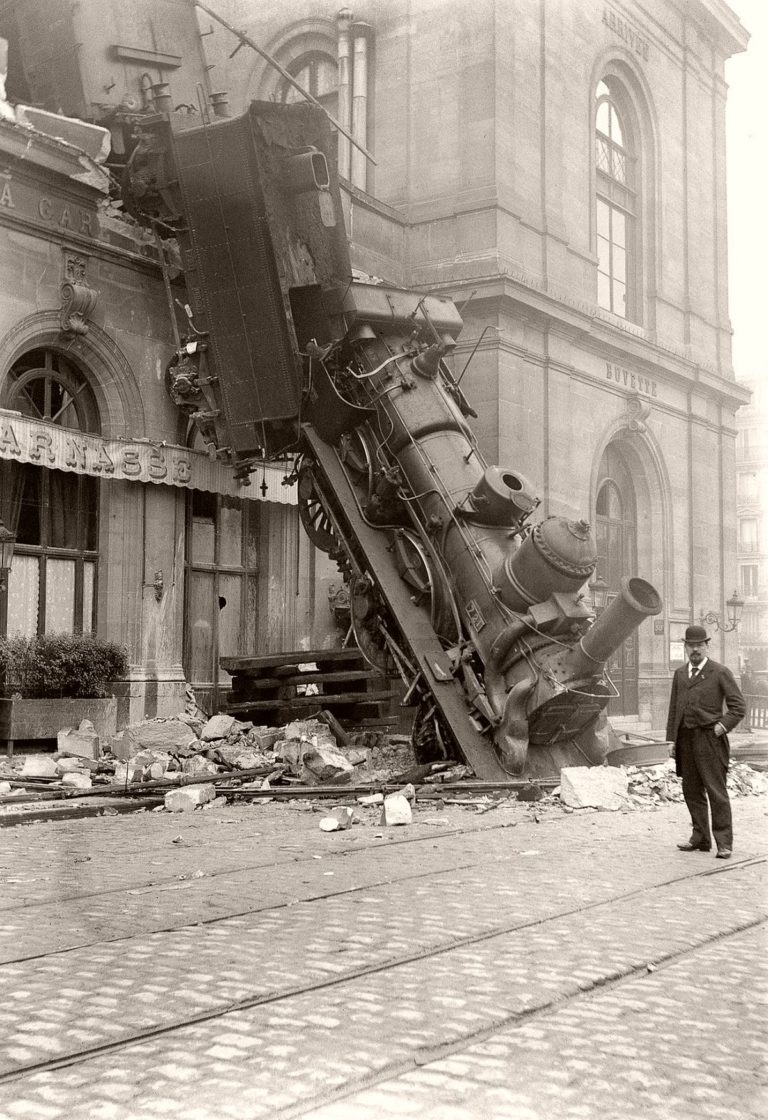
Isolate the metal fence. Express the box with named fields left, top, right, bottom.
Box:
left=745, top=694, right=768, bottom=730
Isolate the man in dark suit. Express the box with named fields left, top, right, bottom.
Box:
left=666, top=624, right=745, bottom=859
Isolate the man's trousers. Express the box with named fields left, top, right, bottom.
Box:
left=676, top=726, right=732, bottom=850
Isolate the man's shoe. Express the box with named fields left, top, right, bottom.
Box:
left=716, top=848, right=732, bottom=859
left=677, top=842, right=710, bottom=851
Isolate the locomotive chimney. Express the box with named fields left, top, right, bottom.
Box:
left=566, top=576, right=662, bottom=680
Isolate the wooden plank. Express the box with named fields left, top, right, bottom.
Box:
left=232, top=669, right=379, bottom=693
left=221, top=648, right=366, bottom=673
left=225, top=689, right=397, bottom=713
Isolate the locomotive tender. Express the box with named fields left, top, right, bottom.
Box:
left=127, top=99, right=662, bottom=779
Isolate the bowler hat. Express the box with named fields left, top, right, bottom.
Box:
left=684, top=624, right=710, bottom=644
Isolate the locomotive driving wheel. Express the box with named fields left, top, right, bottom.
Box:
left=392, top=528, right=458, bottom=643
left=339, top=427, right=375, bottom=498
left=297, top=464, right=341, bottom=556
left=349, top=573, right=398, bottom=676
left=412, top=693, right=452, bottom=764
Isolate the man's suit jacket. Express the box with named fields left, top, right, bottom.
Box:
left=666, top=658, right=745, bottom=750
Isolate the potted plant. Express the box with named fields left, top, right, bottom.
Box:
left=0, top=632, right=128, bottom=752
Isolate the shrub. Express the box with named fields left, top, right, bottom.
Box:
left=0, top=632, right=127, bottom=699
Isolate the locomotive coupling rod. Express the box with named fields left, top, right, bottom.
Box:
left=195, top=2, right=377, bottom=165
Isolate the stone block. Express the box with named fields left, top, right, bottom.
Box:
left=55, top=757, right=96, bottom=775
left=20, top=755, right=58, bottom=778
left=61, top=771, right=92, bottom=789
left=124, top=719, right=198, bottom=757
left=559, top=766, right=629, bottom=811
left=380, top=792, right=413, bottom=826
left=110, top=732, right=130, bottom=761
left=213, top=745, right=268, bottom=769
left=302, top=740, right=355, bottom=783
left=15, top=105, right=111, bottom=162
left=181, top=755, right=219, bottom=777
left=164, top=784, right=216, bottom=812
left=357, top=792, right=384, bottom=806
left=233, top=750, right=269, bottom=770
left=319, top=806, right=355, bottom=831
left=57, top=727, right=100, bottom=760
left=114, top=761, right=143, bottom=785
left=248, top=727, right=283, bottom=751
left=200, top=714, right=236, bottom=741
left=0, top=781, right=11, bottom=795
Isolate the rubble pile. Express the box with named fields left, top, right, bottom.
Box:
left=0, top=709, right=766, bottom=828
left=622, top=760, right=768, bottom=809
left=0, top=712, right=420, bottom=805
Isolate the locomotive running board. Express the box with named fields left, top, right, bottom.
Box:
left=302, top=424, right=511, bottom=781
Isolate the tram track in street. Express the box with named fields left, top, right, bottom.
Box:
left=0, top=806, right=764, bottom=966
left=0, top=852, right=764, bottom=1089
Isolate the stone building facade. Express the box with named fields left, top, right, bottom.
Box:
left=735, top=373, right=768, bottom=675
left=0, top=0, right=751, bottom=733
left=199, top=0, right=750, bottom=730
left=0, top=1, right=341, bottom=722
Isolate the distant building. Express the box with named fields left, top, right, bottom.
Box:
left=0, top=0, right=752, bottom=733
left=735, top=374, right=768, bottom=673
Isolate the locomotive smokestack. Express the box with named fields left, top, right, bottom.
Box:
left=566, top=576, right=662, bottom=680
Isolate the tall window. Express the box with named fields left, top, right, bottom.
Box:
left=278, top=51, right=338, bottom=116
left=739, top=518, right=758, bottom=553
left=596, top=79, right=638, bottom=322
left=0, top=349, right=100, bottom=635
left=741, top=565, right=758, bottom=598
left=738, top=472, right=758, bottom=501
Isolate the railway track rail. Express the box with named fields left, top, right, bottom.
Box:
left=0, top=804, right=765, bottom=1120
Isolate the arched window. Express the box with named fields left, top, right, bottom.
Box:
left=595, top=79, right=638, bottom=322
left=0, top=349, right=100, bottom=635
left=258, top=20, right=373, bottom=191
left=278, top=51, right=338, bottom=117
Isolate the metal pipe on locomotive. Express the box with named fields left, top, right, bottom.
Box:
left=125, top=99, right=661, bottom=779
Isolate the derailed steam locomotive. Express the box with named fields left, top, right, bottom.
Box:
left=126, top=100, right=661, bottom=780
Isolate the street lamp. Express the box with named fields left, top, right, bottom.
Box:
left=588, top=574, right=609, bottom=615
left=700, top=589, right=744, bottom=633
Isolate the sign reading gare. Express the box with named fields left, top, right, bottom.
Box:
left=1, top=170, right=99, bottom=237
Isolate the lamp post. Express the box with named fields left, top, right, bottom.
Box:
left=700, top=589, right=744, bottom=634
left=0, top=517, right=15, bottom=634
left=588, top=574, right=609, bottom=616
left=0, top=518, right=16, bottom=701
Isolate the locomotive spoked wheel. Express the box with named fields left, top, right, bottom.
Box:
left=392, top=529, right=458, bottom=643
left=412, top=693, right=454, bottom=764
left=297, top=465, right=341, bottom=555
left=349, top=574, right=398, bottom=676
left=339, top=428, right=375, bottom=498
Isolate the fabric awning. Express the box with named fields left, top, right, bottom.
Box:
left=0, top=409, right=295, bottom=504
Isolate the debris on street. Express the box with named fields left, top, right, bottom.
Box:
left=318, top=806, right=355, bottom=832
left=0, top=705, right=766, bottom=828
left=380, top=792, right=413, bottom=826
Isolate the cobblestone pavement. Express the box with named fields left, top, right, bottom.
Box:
left=0, top=788, right=765, bottom=1119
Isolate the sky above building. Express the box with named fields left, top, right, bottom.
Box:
left=725, top=0, right=767, bottom=381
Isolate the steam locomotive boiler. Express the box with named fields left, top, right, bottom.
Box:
left=126, top=99, right=662, bottom=779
